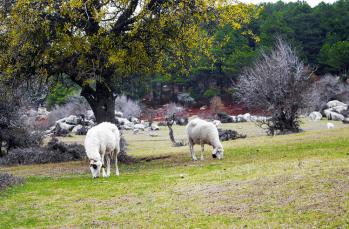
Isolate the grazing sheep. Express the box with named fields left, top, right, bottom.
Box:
left=186, top=118, right=224, bottom=160
left=327, top=122, right=335, bottom=129
left=84, top=122, right=120, bottom=178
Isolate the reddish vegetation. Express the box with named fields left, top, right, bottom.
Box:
left=146, top=102, right=264, bottom=121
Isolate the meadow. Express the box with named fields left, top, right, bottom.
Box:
left=1, top=120, right=349, bottom=228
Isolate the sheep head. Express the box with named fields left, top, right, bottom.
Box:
left=89, top=159, right=103, bottom=178
left=212, top=147, right=224, bottom=160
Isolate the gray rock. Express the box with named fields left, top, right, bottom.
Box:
left=57, top=122, right=75, bottom=131
left=330, top=105, right=348, bottom=114
left=86, top=110, right=95, bottom=120
left=115, top=111, right=123, bottom=118
left=130, top=117, right=139, bottom=124
left=65, top=115, right=80, bottom=125
left=134, top=123, right=145, bottom=130
left=72, top=125, right=83, bottom=134
left=150, top=124, right=160, bottom=131
left=309, top=111, right=322, bottom=121
left=324, top=109, right=344, bottom=121
left=116, top=117, right=131, bottom=125
left=327, top=100, right=347, bottom=108
left=342, top=118, right=349, bottom=124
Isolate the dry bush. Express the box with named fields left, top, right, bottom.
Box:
left=210, top=96, right=224, bottom=115
left=0, top=138, right=85, bottom=166
left=165, top=103, right=188, bottom=125
left=165, top=103, right=183, bottom=117
left=0, top=173, right=24, bottom=191
left=237, top=38, right=311, bottom=135
left=115, top=95, right=141, bottom=118
left=0, top=90, right=44, bottom=154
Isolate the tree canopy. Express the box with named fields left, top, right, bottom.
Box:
left=0, top=0, right=257, bottom=121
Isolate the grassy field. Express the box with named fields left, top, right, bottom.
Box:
left=1, top=119, right=349, bottom=228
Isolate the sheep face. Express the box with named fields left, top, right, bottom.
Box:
left=212, top=147, right=224, bottom=160
left=89, top=160, right=103, bottom=178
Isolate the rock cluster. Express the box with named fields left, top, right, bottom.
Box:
left=309, top=100, right=349, bottom=123
left=216, top=112, right=269, bottom=123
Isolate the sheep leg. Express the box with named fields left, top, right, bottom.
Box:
left=101, top=153, right=107, bottom=178
left=115, top=149, right=120, bottom=176
left=200, top=144, right=204, bottom=160
left=189, top=141, right=197, bottom=161
left=106, top=154, right=111, bottom=177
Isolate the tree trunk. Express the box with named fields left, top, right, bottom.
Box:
left=82, top=82, right=116, bottom=124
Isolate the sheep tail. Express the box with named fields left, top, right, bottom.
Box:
left=188, top=119, right=199, bottom=127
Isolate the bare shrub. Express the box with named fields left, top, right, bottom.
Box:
left=210, top=96, right=224, bottom=115
left=305, top=74, right=349, bottom=112
left=165, top=103, right=183, bottom=117
left=0, top=173, right=24, bottom=191
left=115, top=95, right=141, bottom=118
left=165, top=103, right=188, bottom=125
left=0, top=89, right=44, bottom=154
left=237, top=39, right=311, bottom=135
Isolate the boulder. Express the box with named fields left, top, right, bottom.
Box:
left=237, top=114, right=247, bottom=122
left=150, top=124, right=160, bottom=131
left=86, top=120, right=95, bottom=127
left=309, top=111, right=322, bottom=121
left=65, top=115, right=80, bottom=125
left=56, top=122, right=75, bottom=131
left=72, top=125, right=84, bottom=134
left=217, top=112, right=234, bottom=123
left=134, top=123, right=145, bottom=130
left=116, top=117, right=131, bottom=125
left=86, top=110, right=95, bottom=120
left=327, top=100, right=347, bottom=108
left=130, top=117, right=139, bottom=124
left=218, top=129, right=246, bottom=141
left=122, top=124, right=133, bottom=130
left=343, top=118, right=349, bottom=124
left=242, top=113, right=251, bottom=122
left=330, top=106, right=348, bottom=114
left=115, top=111, right=123, bottom=118
left=324, top=109, right=344, bottom=121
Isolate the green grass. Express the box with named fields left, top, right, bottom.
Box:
left=1, top=120, right=349, bottom=228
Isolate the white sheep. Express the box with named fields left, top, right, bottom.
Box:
left=327, top=122, right=335, bottom=129
left=84, top=122, right=120, bottom=178
left=186, top=118, right=224, bottom=160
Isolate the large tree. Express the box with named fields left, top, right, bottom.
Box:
left=0, top=0, right=255, bottom=123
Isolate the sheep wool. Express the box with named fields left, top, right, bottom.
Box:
left=186, top=118, right=224, bottom=160
left=84, top=122, right=120, bottom=178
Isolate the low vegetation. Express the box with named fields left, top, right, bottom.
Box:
left=0, top=121, right=348, bottom=227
